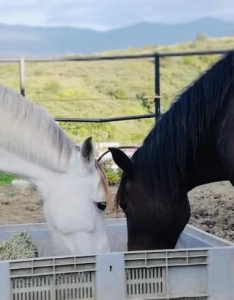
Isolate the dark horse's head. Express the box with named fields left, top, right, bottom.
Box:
left=109, top=146, right=191, bottom=251
left=109, top=51, right=234, bottom=251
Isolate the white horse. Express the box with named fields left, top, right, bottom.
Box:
left=0, top=84, right=110, bottom=256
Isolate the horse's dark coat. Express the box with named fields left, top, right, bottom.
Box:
left=109, top=51, right=234, bottom=251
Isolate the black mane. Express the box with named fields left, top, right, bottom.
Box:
left=117, top=51, right=234, bottom=206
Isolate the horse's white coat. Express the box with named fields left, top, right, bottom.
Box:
left=0, top=84, right=110, bottom=256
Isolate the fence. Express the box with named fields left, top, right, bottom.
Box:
left=0, top=49, right=232, bottom=125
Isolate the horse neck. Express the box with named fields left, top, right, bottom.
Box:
left=186, top=82, right=234, bottom=192
left=186, top=123, right=229, bottom=192
left=0, top=147, right=79, bottom=202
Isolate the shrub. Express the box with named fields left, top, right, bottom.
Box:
left=100, top=159, right=122, bottom=185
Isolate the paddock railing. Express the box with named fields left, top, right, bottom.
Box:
left=0, top=49, right=232, bottom=124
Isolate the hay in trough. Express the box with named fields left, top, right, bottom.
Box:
left=0, top=231, right=39, bottom=260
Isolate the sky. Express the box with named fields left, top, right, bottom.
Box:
left=0, top=0, right=233, bottom=31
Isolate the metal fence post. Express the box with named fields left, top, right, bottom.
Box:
left=19, top=57, right=25, bottom=97
left=154, top=53, right=160, bottom=123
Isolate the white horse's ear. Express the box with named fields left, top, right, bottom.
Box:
left=80, top=136, right=95, bottom=166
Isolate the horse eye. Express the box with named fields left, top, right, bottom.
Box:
left=97, top=202, right=106, bottom=211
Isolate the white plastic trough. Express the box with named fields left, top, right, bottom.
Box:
left=0, top=217, right=234, bottom=300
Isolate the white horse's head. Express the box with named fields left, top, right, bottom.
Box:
left=42, top=136, right=110, bottom=256
left=0, top=84, right=110, bottom=256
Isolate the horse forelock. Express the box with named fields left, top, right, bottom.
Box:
left=114, top=173, right=125, bottom=209
left=95, top=160, right=110, bottom=204
left=128, top=51, right=234, bottom=205
left=0, top=84, right=76, bottom=172
left=75, top=144, right=110, bottom=203
left=114, top=149, right=143, bottom=209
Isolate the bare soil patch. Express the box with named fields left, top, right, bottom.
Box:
left=0, top=182, right=234, bottom=242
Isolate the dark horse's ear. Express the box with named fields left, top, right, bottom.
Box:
left=108, top=147, right=133, bottom=175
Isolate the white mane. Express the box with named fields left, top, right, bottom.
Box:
left=0, top=84, right=76, bottom=172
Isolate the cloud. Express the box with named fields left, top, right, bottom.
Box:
left=0, top=0, right=39, bottom=4
left=46, top=0, right=234, bottom=30
left=0, top=0, right=233, bottom=29
left=0, top=0, right=50, bottom=26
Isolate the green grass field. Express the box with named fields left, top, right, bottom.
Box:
left=0, top=35, right=234, bottom=144
left=1, top=35, right=234, bottom=145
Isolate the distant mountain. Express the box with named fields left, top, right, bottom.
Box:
left=0, top=17, right=233, bottom=56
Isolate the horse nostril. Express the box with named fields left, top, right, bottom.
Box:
left=97, top=202, right=106, bottom=211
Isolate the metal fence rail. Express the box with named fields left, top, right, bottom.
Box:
left=55, top=113, right=156, bottom=123
left=0, top=48, right=232, bottom=124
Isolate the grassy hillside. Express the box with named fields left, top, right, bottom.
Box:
left=1, top=35, right=234, bottom=145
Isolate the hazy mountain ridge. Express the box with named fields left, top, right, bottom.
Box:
left=0, top=17, right=233, bottom=56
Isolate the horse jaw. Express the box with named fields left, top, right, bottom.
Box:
left=0, top=147, right=110, bottom=256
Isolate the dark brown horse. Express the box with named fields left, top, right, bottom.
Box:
left=109, top=51, right=234, bottom=251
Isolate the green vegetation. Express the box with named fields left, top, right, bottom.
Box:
left=0, top=35, right=233, bottom=185
left=1, top=35, right=233, bottom=145
left=101, top=160, right=122, bottom=186
left=0, top=172, right=17, bottom=185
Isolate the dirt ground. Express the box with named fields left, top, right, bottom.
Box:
left=1, top=181, right=234, bottom=242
